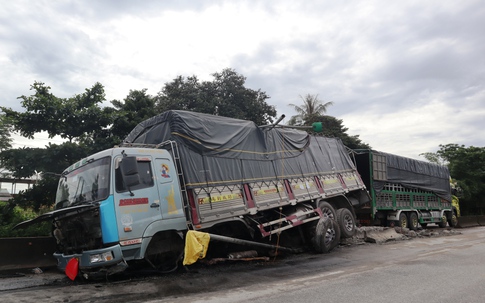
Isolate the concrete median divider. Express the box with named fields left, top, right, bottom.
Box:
left=477, top=216, right=485, bottom=226
left=456, top=216, right=480, bottom=228
left=0, top=237, right=57, bottom=272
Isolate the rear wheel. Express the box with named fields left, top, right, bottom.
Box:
left=438, top=215, right=447, bottom=228
left=448, top=212, right=458, bottom=228
left=318, top=201, right=336, bottom=221
left=397, top=212, right=408, bottom=228
left=336, top=208, right=356, bottom=238
left=408, top=212, right=418, bottom=230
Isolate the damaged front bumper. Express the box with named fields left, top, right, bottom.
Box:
left=54, top=244, right=127, bottom=279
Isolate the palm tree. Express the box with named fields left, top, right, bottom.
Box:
left=288, top=94, right=333, bottom=125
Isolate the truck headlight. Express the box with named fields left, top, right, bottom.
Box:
left=90, top=251, right=114, bottom=264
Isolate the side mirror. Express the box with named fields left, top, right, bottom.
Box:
left=120, top=156, right=140, bottom=188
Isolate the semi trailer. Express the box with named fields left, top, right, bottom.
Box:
left=352, top=149, right=458, bottom=229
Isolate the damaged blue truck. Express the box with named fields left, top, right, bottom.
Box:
left=15, top=110, right=457, bottom=280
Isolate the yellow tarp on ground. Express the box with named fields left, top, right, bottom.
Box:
left=183, top=230, right=210, bottom=265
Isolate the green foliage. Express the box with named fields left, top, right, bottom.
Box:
left=423, top=144, right=485, bottom=215
left=0, top=142, right=90, bottom=179
left=288, top=94, right=333, bottom=126
left=0, top=201, right=51, bottom=237
left=293, top=114, right=371, bottom=150
left=287, top=95, right=369, bottom=149
left=419, top=152, right=446, bottom=166
left=111, top=89, right=158, bottom=140
left=1, top=81, right=114, bottom=143
left=9, top=177, right=59, bottom=211
left=0, top=113, right=13, bottom=152
left=157, top=68, right=277, bottom=125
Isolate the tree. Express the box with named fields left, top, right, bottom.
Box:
left=1, top=81, right=114, bottom=143
left=0, top=113, right=12, bottom=152
left=111, top=89, right=158, bottom=141
left=422, top=144, right=485, bottom=215
left=157, top=68, right=277, bottom=125
left=0, top=82, right=116, bottom=215
left=308, top=115, right=370, bottom=149
left=419, top=152, right=446, bottom=166
left=288, top=94, right=334, bottom=126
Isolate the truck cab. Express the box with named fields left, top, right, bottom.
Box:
left=45, top=147, right=186, bottom=278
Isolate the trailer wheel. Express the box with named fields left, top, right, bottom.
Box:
left=438, top=215, right=447, bottom=228
left=408, top=212, right=418, bottom=230
left=318, top=201, right=336, bottom=221
left=336, top=208, right=355, bottom=238
left=312, top=218, right=341, bottom=253
left=448, top=212, right=458, bottom=228
left=397, top=212, right=408, bottom=229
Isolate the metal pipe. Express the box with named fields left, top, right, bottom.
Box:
left=261, top=114, right=286, bottom=129
left=208, top=233, right=303, bottom=253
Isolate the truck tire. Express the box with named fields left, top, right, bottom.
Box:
left=312, top=217, right=341, bottom=253
left=145, top=232, right=184, bottom=273
left=397, top=212, right=408, bottom=229
left=408, top=212, right=418, bottom=230
left=336, top=208, right=356, bottom=238
left=438, top=215, right=447, bottom=228
left=318, top=201, right=336, bottom=221
left=448, top=212, right=458, bottom=228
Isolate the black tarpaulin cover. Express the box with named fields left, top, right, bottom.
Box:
left=124, top=110, right=356, bottom=188
left=373, top=151, right=451, bottom=201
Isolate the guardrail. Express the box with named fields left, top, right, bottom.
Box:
left=456, top=215, right=485, bottom=228
left=0, top=237, right=56, bottom=272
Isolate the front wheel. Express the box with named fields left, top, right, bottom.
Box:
left=312, top=218, right=341, bottom=253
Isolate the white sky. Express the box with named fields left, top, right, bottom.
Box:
left=1, top=0, right=484, bottom=160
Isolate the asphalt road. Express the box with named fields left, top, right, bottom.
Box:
left=1, top=226, right=484, bottom=303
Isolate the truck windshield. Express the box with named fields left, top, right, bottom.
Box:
left=55, top=157, right=111, bottom=209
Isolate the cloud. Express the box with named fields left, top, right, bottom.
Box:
left=1, top=0, right=484, bottom=159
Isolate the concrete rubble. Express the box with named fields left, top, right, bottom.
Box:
left=340, top=226, right=462, bottom=245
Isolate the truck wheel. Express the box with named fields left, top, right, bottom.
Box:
left=312, top=217, right=341, bottom=253
left=448, top=212, right=458, bottom=228
left=438, top=215, right=447, bottom=228
left=408, top=212, right=418, bottom=230
left=397, top=212, right=408, bottom=228
left=318, top=201, right=336, bottom=221
left=145, top=232, right=184, bottom=273
left=336, top=208, right=355, bottom=238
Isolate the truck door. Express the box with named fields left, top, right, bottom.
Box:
left=154, top=157, right=184, bottom=220
left=114, top=156, right=162, bottom=242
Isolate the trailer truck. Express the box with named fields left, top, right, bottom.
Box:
left=16, top=111, right=457, bottom=280
left=351, top=149, right=458, bottom=229
left=16, top=110, right=371, bottom=279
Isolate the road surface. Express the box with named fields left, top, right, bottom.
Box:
left=1, top=226, right=484, bottom=303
